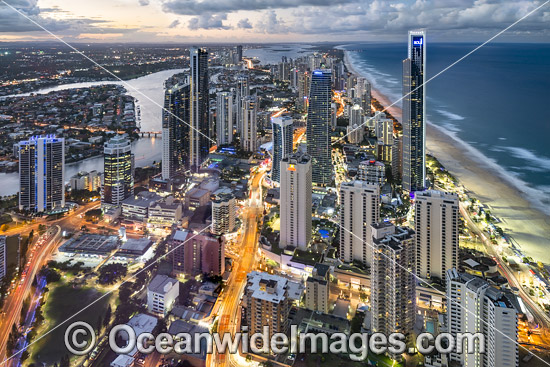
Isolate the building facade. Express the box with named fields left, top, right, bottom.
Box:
left=415, top=190, right=459, bottom=282
left=189, top=48, right=210, bottom=172
left=271, top=115, right=294, bottom=184
left=211, top=193, right=236, bottom=236
left=241, top=96, right=258, bottom=153
left=402, top=30, right=426, bottom=192
left=339, top=180, right=380, bottom=267
left=162, top=83, right=190, bottom=179
left=18, top=136, right=65, bottom=213
left=147, top=274, right=179, bottom=316
left=103, top=135, right=134, bottom=206
left=171, top=230, right=225, bottom=276
left=216, top=91, right=233, bottom=146
left=357, top=160, right=386, bottom=186
left=305, top=263, right=330, bottom=314
left=279, top=153, right=312, bottom=250
left=306, top=69, right=332, bottom=186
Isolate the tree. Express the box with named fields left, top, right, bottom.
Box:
left=103, top=305, right=112, bottom=328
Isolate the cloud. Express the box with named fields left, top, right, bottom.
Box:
left=138, top=0, right=150, bottom=6
left=254, top=10, right=288, bottom=33
left=188, top=13, right=231, bottom=30
left=161, top=0, right=351, bottom=15
left=168, top=19, right=180, bottom=28
left=237, top=18, right=253, bottom=29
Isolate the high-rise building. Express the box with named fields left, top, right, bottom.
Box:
left=236, top=45, right=243, bottom=63
left=305, top=263, right=330, bottom=314
left=0, top=236, right=6, bottom=281
left=402, top=30, right=426, bottom=192
left=211, top=193, right=236, bottom=236
left=235, top=74, right=249, bottom=135
left=357, top=160, right=386, bottom=186
left=371, top=222, right=416, bottom=359
left=339, top=180, right=380, bottom=267
left=446, top=269, right=519, bottom=367
left=347, top=104, right=364, bottom=144
left=271, top=115, right=294, bottom=183
left=306, top=69, right=332, bottom=186
left=297, top=71, right=310, bottom=111
left=241, top=96, right=258, bottom=152
left=147, top=274, right=179, bottom=316
left=162, top=83, right=190, bottom=179
left=18, top=136, right=65, bottom=213
left=415, top=190, right=459, bottom=282
left=374, top=111, right=394, bottom=164
left=243, top=271, right=294, bottom=339
left=103, top=135, right=134, bottom=206
left=189, top=47, right=210, bottom=172
left=171, top=230, right=225, bottom=276
left=216, top=91, right=233, bottom=146
left=279, top=152, right=312, bottom=250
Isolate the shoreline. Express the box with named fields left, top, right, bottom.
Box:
left=343, top=49, right=550, bottom=265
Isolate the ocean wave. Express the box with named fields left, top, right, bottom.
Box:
left=436, top=109, right=465, bottom=121
left=501, top=146, right=550, bottom=171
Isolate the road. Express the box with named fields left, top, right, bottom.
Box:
left=0, top=202, right=99, bottom=364
left=207, top=169, right=265, bottom=367
left=0, top=226, right=61, bottom=366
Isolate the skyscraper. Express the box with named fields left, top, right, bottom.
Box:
left=103, top=135, right=134, bottom=206
left=370, top=222, right=416, bottom=360
left=216, top=91, right=233, bottom=146
left=235, top=74, right=249, bottom=135
left=189, top=47, right=210, bottom=172
left=211, top=193, right=236, bottom=236
left=18, top=136, right=65, bottom=213
left=241, top=95, right=258, bottom=152
left=279, top=152, right=312, bottom=250
left=171, top=230, right=225, bottom=276
left=402, top=30, right=426, bottom=192
left=306, top=69, right=332, bottom=186
left=415, top=190, right=459, bottom=282
left=446, top=269, right=519, bottom=367
left=236, top=45, right=243, bottom=63
left=162, top=83, right=190, bottom=179
left=271, top=115, right=294, bottom=184
left=339, top=180, right=380, bottom=267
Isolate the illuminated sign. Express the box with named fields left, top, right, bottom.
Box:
left=287, top=164, right=296, bottom=171
left=412, top=36, right=423, bottom=47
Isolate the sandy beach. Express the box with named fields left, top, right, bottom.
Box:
left=343, top=51, right=550, bottom=264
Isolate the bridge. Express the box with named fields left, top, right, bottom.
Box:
left=139, top=131, right=161, bottom=137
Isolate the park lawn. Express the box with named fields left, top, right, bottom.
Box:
left=28, top=281, right=112, bottom=366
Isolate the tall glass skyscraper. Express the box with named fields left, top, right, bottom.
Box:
left=18, top=136, right=65, bottom=212
left=162, top=83, right=190, bottom=180
left=402, top=30, right=426, bottom=192
left=271, top=115, right=294, bottom=184
left=306, top=69, right=332, bottom=186
left=103, top=135, right=134, bottom=206
left=235, top=74, right=249, bottom=136
left=189, top=47, right=210, bottom=172
left=216, top=91, right=233, bottom=146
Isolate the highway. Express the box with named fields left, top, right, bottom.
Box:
left=207, top=169, right=265, bottom=367
left=0, top=202, right=99, bottom=365
left=0, top=226, right=61, bottom=366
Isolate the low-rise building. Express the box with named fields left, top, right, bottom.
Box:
left=148, top=196, right=183, bottom=227
left=171, top=230, right=225, bottom=276
left=305, top=263, right=330, bottom=314
left=147, top=274, right=179, bottom=316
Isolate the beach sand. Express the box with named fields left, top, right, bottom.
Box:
left=344, top=52, right=550, bottom=264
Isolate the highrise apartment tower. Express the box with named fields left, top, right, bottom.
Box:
left=162, top=83, right=190, bottom=179
left=402, top=30, right=426, bottom=192
left=271, top=115, right=294, bottom=184
left=306, top=69, right=332, bottom=186
left=189, top=47, right=210, bottom=172
left=103, top=135, right=134, bottom=206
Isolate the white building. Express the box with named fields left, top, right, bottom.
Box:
left=211, top=193, right=236, bottom=236
left=415, top=190, right=459, bottom=282
left=370, top=222, right=416, bottom=360
left=339, top=180, right=380, bottom=267
left=148, top=197, right=183, bottom=227
left=70, top=171, right=102, bottom=191
left=103, top=135, right=134, bottom=206
left=241, top=95, right=258, bottom=152
left=279, top=152, right=312, bottom=250
left=147, top=274, right=179, bottom=316
left=305, top=263, right=330, bottom=314
left=357, top=160, right=386, bottom=185
left=0, top=236, right=6, bottom=280
left=216, top=91, right=233, bottom=145
left=18, top=136, right=65, bottom=213
left=446, top=269, right=519, bottom=367
left=347, top=104, right=364, bottom=144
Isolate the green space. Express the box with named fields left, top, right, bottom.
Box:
left=29, top=282, right=112, bottom=366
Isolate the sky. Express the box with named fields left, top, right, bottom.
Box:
left=0, top=0, right=549, bottom=43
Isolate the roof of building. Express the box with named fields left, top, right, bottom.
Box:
left=246, top=271, right=290, bottom=304
left=148, top=274, right=178, bottom=294
left=119, top=238, right=153, bottom=254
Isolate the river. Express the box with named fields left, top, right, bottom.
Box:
left=0, top=68, right=187, bottom=196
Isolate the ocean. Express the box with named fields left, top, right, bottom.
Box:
left=342, top=42, right=550, bottom=215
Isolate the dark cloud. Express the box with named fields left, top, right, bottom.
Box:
left=138, top=0, right=150, bottom=6
left=161, top=0, right=352, bottom=15
left=188, top=13, right=231, bottom=30
left=237, top=18, right=253, bottom=29
left=168, top=19, right=180, bottom=28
